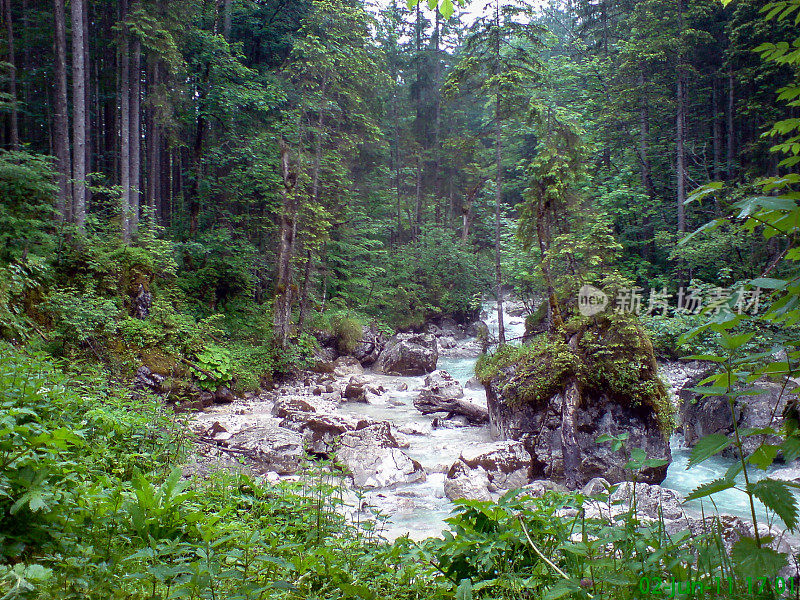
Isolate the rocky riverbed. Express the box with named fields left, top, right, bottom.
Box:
left=179, top=301, right=799, bottom=562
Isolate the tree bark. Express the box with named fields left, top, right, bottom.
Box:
left=297, top=249, right=313, bottom=330
left=274, top=138, right=298, bottom=346
left=676, top=0, right=686, bottom=234
left=638, top=73, right=656, bottom=260
left=3, top=0, right=19, bottom=150
left=561, top=337, right=581, bottom=488
left=433, top=7, right=442, bottom=224
left=461, top=176, right=488, bottom=243
left=71, top=0, right=87, bottom=230
left=119, top=0, right=131, bottom=241
left=712, top=75, right=723, bottom=180
left=223, top=0, right=232, bottom=40
left=130, top=36, right=142, bottom=236
left=146, top=60, right=160, bottom=222
left=83, top=0, right=92, bottom=214
left=414, top=155, right=422, bottom=237
left=727, top=65, right=735, bottom=178
left=52, top=0, right=71, bottom=222
left=494, top=0, right=505, bottom=345
left=413, top=395, right=489, bottom=424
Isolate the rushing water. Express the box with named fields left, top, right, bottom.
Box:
left=336, top=301, right=790, bottom=539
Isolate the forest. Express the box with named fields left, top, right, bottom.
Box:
left=2, top=0, right=800, bottom=597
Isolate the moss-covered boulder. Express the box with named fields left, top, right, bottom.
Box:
left=477, top=315, right=672, bottom=488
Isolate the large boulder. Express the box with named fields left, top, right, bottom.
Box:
left=444, top=441, right=532, bottom=501
left=443, top=461, right=492, bottom=501
left=278, top=410, right=375, bottom=455
left=336, top=422, right=426, bottom=488
left=486, top=381, right=670, bottom=487
left=333, top=356, right=364, bottom=377
left=416, top=370, right=463, bottom=403
left=374, top=333, right=438, bottom=375
left=681, top=376, right=788, bottom=457
left=481, top=319, right=671, bottom=488
left=224, top=423, right=305, bottom=474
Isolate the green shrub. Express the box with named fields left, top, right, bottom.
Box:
left=0, top=151, right=58, bottom=263
left=191, top=343, right=233, bottom=390
left=45, top=287, right=121, bottom=350
left=329, top=313, right=364, bottom=354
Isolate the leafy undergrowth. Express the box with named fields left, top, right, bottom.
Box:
left=0, top=342, right=790, bottom=600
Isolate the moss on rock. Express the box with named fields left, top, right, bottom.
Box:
left=477, top=313, right=673, bottom=431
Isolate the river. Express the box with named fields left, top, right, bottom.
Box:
left=335, top=301, right=792, bottom=540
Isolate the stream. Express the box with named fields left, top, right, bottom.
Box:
left=336, top=301, right=793, bottom=539
left=195, top=301, right=794, bottom=541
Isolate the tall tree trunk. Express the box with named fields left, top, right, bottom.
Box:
left=638, top=73, right=656, bottom=260
left=83, top=0, right=92, bottom=214
left=433, top=8, right=442, bottom=224
left=297, top=249, right=313, bottom=330
left=676, top=71, right=686, bottom=234
left=274, top=139, right=298, bottom=347
left=146, top=60, right=160, bottom=223
left=461, top=176, right=487, bottom=244
left=638, top=74, right=656, bottom=201
left=189, top=61, right=210, bottom=237
left=414, top=155, right=422, bottom=237
left=727, top=65, right=735, bottom=178
left=494, top=0, right=505, bottom=345
left=394, top=91, right=402, bottom=240
left=130, top=36, right=142, bottom=236
left=3, top=0, right=19, bottom=149
left=712, top=75, right=723, bottom=180
left=21, top=0, right=31, bottom=140
left=676, top=0, right=686, bottom=234
left=223, top=0, right=232, bottom=40
left=413, top=0, right=422, bottom=238
left=53, top=0, right=71, bottom=222
left=119, top=1, right=131, bottom=241
left=71, top=0, right=87, bottom=230
left=561, top=335, right=582, bottom=488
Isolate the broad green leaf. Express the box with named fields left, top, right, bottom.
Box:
left=456, top=579, right=473, bottom=600
left=748, top=444, right=780, bottom=470
left=731, top=537, right=788, bottom=579
left=749, top=478, right=799, bottom=530
left=685, top=478, right=736, bottom=501
left=543, top=580, right=581, bottom=600
left=782, top=437, right=800, bottom=462
left=720, top=332, right=755, bottom=351
left=688, top=434, right=732, bottom=468
left=750, top=277, right=788, bottom=290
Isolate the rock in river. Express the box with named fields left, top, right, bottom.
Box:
left=444, top=441, right=532, bottom=501
left=336, top=422, right=426, bottom=489
left=414, top=370, right=489, bottom=424
left=374, top=333, right=438, bottom=376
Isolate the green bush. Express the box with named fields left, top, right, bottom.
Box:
left=190, top=343, right=233, bottom=390
left=0, top=151, right=58, bottom=263
left=45, top=287, right=121, bottom=350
